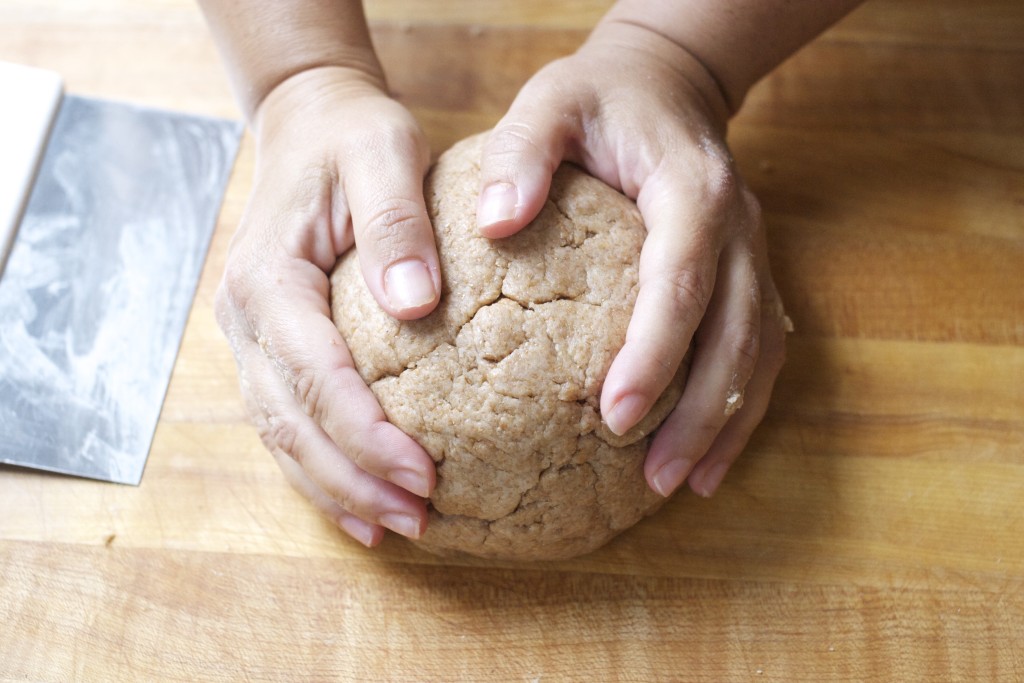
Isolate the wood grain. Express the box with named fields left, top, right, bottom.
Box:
left=4, top=541, right=1022, bottom=681
left=1, top=0, right=1022, bottom=680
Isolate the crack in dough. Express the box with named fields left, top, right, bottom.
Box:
left=330, top=133, right=689, bottom=560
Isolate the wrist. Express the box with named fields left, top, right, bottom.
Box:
left=596, top=0, right=864, bottom=115
left=199, top=0, right=387, bottom=121
left=582, top=19, right=733, bottom=127
left=254, top=66, right=388, bottom=143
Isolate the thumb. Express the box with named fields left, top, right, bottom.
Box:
left=342, top=110, right=442, bottom=321
left=476, top=83, right=576, bottom=238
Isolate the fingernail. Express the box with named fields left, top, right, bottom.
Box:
left=380, top=512, right=423, bottom=540
left=389, top=468, right=430, bottom=498
left=477, top=182, right=518, bottom=228
left=652, top=458, right=692, bottom=497
left=338, top=515, right=378, bottom=548
left=384, top=259, right=436, bottom=311
left=605, top=393, right=647, bottom=436
left=693, top=461, right=731, bottom=498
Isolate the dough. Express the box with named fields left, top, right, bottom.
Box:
left=330, top=133, right=688, bottom=560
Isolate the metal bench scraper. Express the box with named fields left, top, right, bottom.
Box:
left=0, top=61, right=243, bottom=485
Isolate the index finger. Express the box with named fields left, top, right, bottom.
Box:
left=599, top=163, right=727, bottom=436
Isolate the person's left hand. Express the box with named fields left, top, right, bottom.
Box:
left=475, top=21, right=789, bottom=499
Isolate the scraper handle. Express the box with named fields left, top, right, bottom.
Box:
left=0, top=61, right=64, bottom=279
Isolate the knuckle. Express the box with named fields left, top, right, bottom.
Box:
left=340, top=419, right=399, bottom=481
left=215, top=250, right=264, bottom=333
left=292, top=366, right=327, bottom=422
left=359, top=115, right=426, bottom=164
left=331, top=484, right=358, bottom=516
left=262, top=413, right=300, bottom=463
left=761, top=292, right=791, bottom=372
left=217, top=258, right=250, bottom=311
left=740, top=187, right=763, bottom=224
left=215, top=280, right=246, bottom=332
left=647, top=349, right=679, bottom=376
left=340, top=423, right=381, bottom=472
left=702, top=156, right=735, bottom=203
left=694, top=416, right=723, bottom=446
left=762, top=316, right=789, bottom=373
left=356, top=200, right=433, bottom=270
left=484, top=121, right=560, bottom=175
left=213, top=280, right=235, bottom=334
left=360, top=197, right=427, bottom=242
left=489, top=122, right=538, bottom=155
left=695, top=151, right=743, bottom=221
left=656, top=265, right=712, bottom=322
left=728, top=316, right=761, bottom=380
left=705, top=158, right=735, bottom=199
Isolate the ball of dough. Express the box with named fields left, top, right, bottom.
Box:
left=330, top=133, right=688, bottom=560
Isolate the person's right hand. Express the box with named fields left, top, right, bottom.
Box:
left=215, top=66, right=441, bottom=547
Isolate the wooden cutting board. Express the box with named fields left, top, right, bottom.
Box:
left=1, top=0, right=1022, bottom=680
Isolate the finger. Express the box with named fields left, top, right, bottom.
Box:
left=599, top=168, right=724, bottom=437
left=272, top=446, right=386, bottom=548
left=237, top=331, right=429, bottom=540
left=252, top=258, right=437, bottom=499
left=642, top=241, right=762, bottom=497
left=343, top=113, right=442, bottom=320
left=685, top=289, right=788, bottom=497
left=476, top=77, right=574, bottom=238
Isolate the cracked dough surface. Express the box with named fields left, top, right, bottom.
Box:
left=330, top=133, right=688, bottom=560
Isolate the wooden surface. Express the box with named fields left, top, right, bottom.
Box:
left=1, top=1, right=1022, bottom=680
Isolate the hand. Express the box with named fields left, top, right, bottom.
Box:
left=475, top=22, right=789, bottom=499
left=215, top=67, right=440, bottom=546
